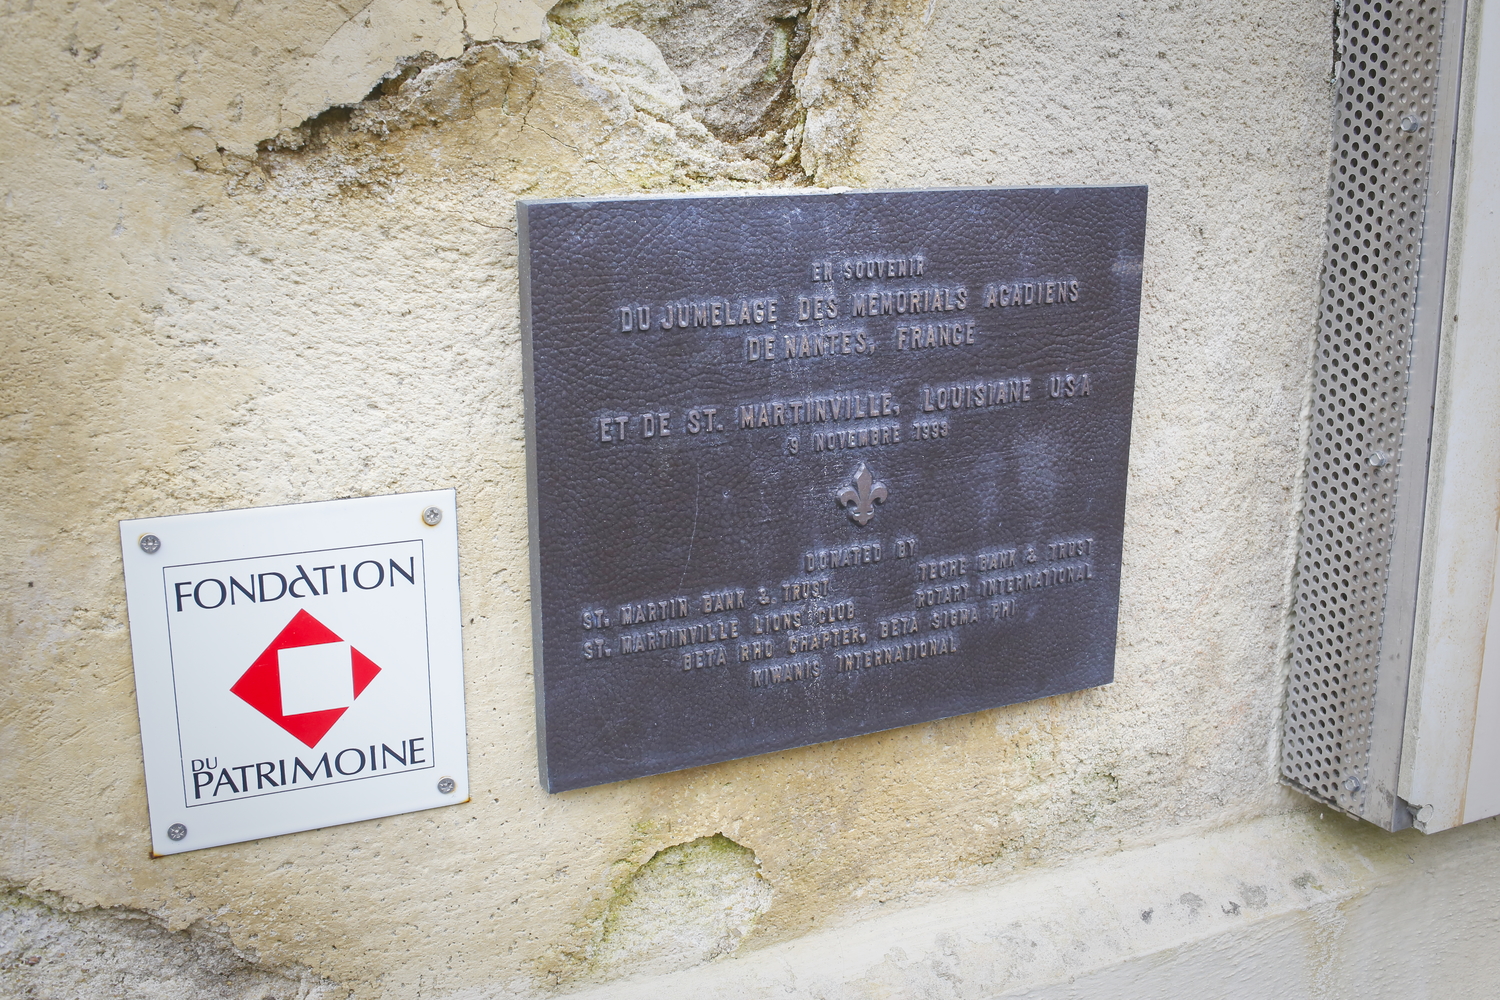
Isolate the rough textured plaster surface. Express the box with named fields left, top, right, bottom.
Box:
left=0, top=890, right=344, bottom=999
left=4, top=0, right=1495, bottom=997
left=0, top=0, right=560, bottom=161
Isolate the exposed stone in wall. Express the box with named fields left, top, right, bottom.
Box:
left=583, top=835, right=772, bottom=980
left=248, top=0, right=842, bottom=191
left=551, top=0, right=813, bottom=154
left=0, top=889, right=342, bottom=1000
left=243, top=38, right=770, bottom=198
left=790, top=0, right=935, bottom=178
left=246, top=0, right=939, bottom=190
left=6, top=0, right=920, bottom=194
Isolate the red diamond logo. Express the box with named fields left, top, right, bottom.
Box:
left=230, top=609, right=381, bottom=748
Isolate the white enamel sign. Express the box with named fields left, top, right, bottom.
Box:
left=119, top=490, right=468, bottom=855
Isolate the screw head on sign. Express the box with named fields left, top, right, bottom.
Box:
left=139, top=534, right=162, bottom=554
left=437, top=777, right=456, bottom=794
left=1368, top=450, right=1390, bottom=468
left=422, top=506, right=443, bottom=527
left=1400, top=114, right=1421, bottom=133
left=167, top=823, right=188, bottom=841
left=1342, top=776, right=1362, bottom=793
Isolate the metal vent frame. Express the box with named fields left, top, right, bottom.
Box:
left=1281, top=0, right=1467, bottom=830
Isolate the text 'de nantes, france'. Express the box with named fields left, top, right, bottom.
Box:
left=519, top=187, right=1147, bottom=792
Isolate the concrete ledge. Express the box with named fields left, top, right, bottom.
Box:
left=548, top=809, right=1500, bottom=1000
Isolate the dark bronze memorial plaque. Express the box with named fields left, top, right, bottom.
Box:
left=519, top=186, right=1147, bottom=791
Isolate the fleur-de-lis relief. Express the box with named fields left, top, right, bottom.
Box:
left=838, top=463, right=888, bottom=526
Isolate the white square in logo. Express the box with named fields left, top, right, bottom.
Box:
left=279, top=642, right=352, bottom=715
left=119, top=489, right=468, bottom=855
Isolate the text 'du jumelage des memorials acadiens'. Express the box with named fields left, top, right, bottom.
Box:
left=520, top=186, right=1147, bottom=791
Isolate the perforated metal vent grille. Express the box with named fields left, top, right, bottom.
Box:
left=1281, top=0, right=1447, bottom=815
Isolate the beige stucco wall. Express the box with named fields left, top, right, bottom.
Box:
left=4, top=0, right=1497, bottom=997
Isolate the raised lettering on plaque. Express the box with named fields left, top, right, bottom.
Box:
left=519, top=187, right=1147, bottom=791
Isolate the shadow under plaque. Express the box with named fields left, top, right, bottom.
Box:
left=519, top=186, right=1147, bottom=792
